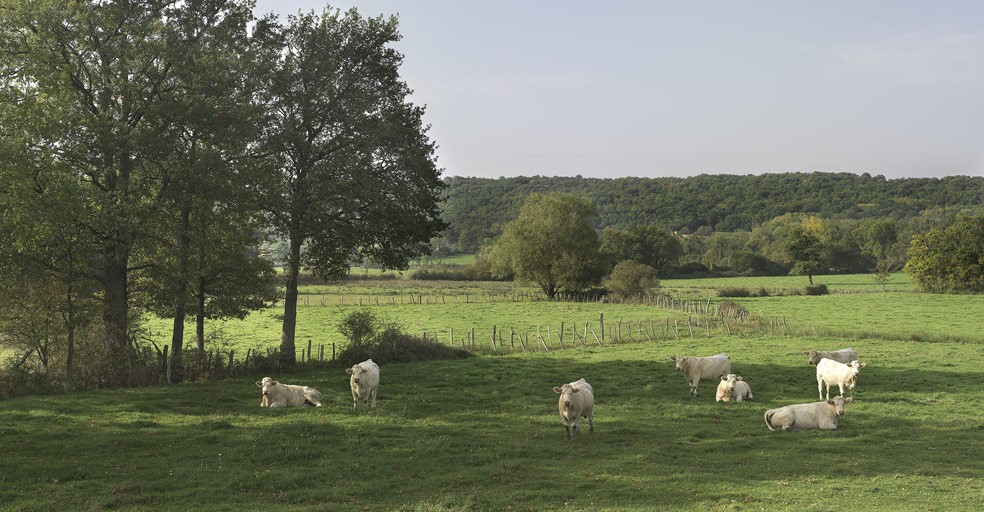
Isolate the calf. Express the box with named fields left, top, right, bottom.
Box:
left=552, top=378, right=594, bottom=441
left=716, top=374, right=753, bottom=402
left=255, top=377, right=323, bottom=408
left=346, top=359, right=380, bottom=411
left=817, top=358, right=865, bottom=400
left=670, top=353, right=731, bottom=397
left=803, top=348, right=857, bottom=365
left=765, top=396, right=853, bottom=431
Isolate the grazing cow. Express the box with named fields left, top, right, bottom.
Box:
left=817, top=358, right=866, bottom=400
left=670, top=353, right=731, bottom=397
left=255, top=377, right=323, bottom=408
left=716, top=374, right=753, bottom=402
left=765, top=396, right=853, bottom=431
left=803, top=348, right=858, bottom=365
left=346, top=359, right=380, bottom=411
left=552, top=378, right=594, bottom=441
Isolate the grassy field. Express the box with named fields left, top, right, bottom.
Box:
left=2, top=334, right=981, bottom=511
left=661, top=272, right=915, bottom=293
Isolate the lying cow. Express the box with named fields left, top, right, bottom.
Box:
left=803, top=348, right=857, bottom=365
left=670, top=353, right=731, bottom=397
left=715, top=374, right=753, bottom=402
left=765, top=396, right=853, bottom=431
left=553, top=378, right=594, bottom=441
left=255, top=377, right=323, bottom=408
left=817, top=358, right=865, bottom=400
left=346, top=359, right=380, bottom=411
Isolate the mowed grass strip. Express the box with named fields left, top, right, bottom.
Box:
left=2, top=336, right=981, bottom=511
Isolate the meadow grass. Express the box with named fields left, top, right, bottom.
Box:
left=2, top=334, right=981, bottom=511
left=661, top=272, right=914, bottom=293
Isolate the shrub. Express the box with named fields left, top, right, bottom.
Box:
left=335, top=309, right=471, bottom=367
left=603, top=261, right=659, bottom=299
left=755, top=287, right=771, bottom=297
left=805, top=284, right=829, bottom=295
left=717, top=287, right=751, bottom=298
left=717, top=300, right=749, bottom=318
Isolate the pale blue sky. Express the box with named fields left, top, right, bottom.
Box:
left=253, top=0, right=984, bottom=179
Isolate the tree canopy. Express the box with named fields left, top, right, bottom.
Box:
left=905, top=215, right=984, bottom=292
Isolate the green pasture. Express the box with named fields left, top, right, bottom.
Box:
left=2, top=335, right=981, bottom=511
left=661, top=272, right=914, bottom=293
left=145, top=299, right=698, bottom=358
left=726, top=292, right=984, bottom=344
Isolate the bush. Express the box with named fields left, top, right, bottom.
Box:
left=755, top=287, right=771, bottom=297
left=604, top=261, right=659, bottom=299
left=805, top=284, right=829, bottom=295
left=335, top=309, right=471, bottom=367
left=717, top=287, right=751, bottom=297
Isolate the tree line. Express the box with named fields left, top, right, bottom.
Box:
left=440, top=174, right=984, bottom=253
left=0, top=1, right=444, bottom=387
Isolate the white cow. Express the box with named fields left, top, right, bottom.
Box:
left=346, top=359, right=380, bottom=411
left=716, top=374, right=753, bottom=402
left=552, top=378, right=594, bottom=441
left=670, top=353, right=731, bottom=397
left=765, top=396, right=853, bottom=431
left=803, top=348, right=857, bottom=365
left=817, top=358, right=866, bottom=400
left=255, top=377, right=323, bottom=408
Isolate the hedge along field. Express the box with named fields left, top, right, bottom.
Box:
left=144, top=299, right=701, bottom=358
left=1, top=335, right=981, bottom=511
left=661, top=272, right=915, bottom=293
left=728, top=292, right=984, bottom=344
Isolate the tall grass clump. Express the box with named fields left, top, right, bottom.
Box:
left=717, top=286, right=751, bottom=297
left=335, top=309, right=471, bottom=367
left=805, top=284, right=830, bottom=295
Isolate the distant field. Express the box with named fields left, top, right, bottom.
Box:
left=726, top=292, right=984, bottom=344
left=2, top=335, right=981, bottom=510
left=662, top=272, right=914, bottom=293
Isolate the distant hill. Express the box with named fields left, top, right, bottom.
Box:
left=441, top=173, right=984, bottom=251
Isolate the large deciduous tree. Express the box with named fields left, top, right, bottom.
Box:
left=0, top=0, right=257, bottom=384
left=784, top=217, right=829, bottom=285
left=256, top=8, right=445, bottom=368
left=600, top=225, right=682, bottom=276
left=491, top=193, right=606, bottom=298
left=905, top=214, right=984, bottom=292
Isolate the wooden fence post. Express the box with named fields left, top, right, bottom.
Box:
left=164, top=345, right=170, bottom=384
left=600, top=312, right=605, bottom=343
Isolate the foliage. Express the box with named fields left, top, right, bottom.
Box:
left=804, top=284, right=830, bottom=295
left=904, top=214, right=984, bottom=292
left=600, top=226, right=682, bottom=276
left=335, top=309, right=470, bottom=367
left=490, top=193, right=606, bottom=298
left=256, top=8, right=446, bottom=367
left=603, top=261, right=660, bottom=299
left=717, top=287, right=751, bottom=298
left=784, top=217, right=829, bottom=284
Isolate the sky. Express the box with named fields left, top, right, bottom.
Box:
left=252, top=0, right=984, bottom=179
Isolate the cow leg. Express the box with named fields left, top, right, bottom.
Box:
left=818, top=378, right=824, bottom=400
left=819, top=421, right=838, bottom=430
left=691, top=379, right=698, bottom=397
left=572, top=418, right=580, bottom=440
left=588, top=411, right=594, bottom=433
left=371, top=389, right=376, bottom=408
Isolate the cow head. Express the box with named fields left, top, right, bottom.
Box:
left=255, top=377, right=277, bottom=398
left=846, top=360, right=866, bottom=377
left=347, top=365, right=368, bottom=384
left=670, top=356, right=689, bottom=371
left=803, top=350, right=822, bottom=365
left=826, top=396, right=853, bottom=415
left=553, top=383, right=580, bottom=410
left=720, top=374, right=736, bottom=394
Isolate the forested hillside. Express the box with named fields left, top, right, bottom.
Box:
left=442, top=173, right=983, bottom=251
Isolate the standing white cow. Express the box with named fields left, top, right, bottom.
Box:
left=346, top=359, right=379, bottom=411
left=255, top=377, right=323, bottom=408
left=816, top=358, right=866, bottom=400
left=765, top=396, right=853, bottom=431
left=670, top=353, right=731, bottom=397
left=715, top=374, right=753, bottom=402
left=552, top=378, right=594, bottom=441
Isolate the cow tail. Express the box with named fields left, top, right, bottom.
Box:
left=764, top=410, right=776, bottom=431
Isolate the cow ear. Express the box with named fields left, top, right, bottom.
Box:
left=553, top=387, right=563, bottom=393
left=272, top=381, right=278, bottom=386
left=845, top=397, right=854, bottom=404
left=737, top=376, right=743, bottom=381
left=669, top=356, right=676, bottom=361
left=827, top=399, right=835, bottom=405
left=860, top=362, right=866, bottom=368
left=802, top=351, right=810, bottom=355
left=255, top=381, right=262, bottom=387
left=572, top=388, right=580, bottom=393
left=721, top=376, right=727, bottom=381
left=346, top=368, right=354, bottom=374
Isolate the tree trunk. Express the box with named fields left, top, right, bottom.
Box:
left=280, top=231, right=302, bottom=369
left=65, top=246, right=75, bottom=381
left=101, top=254, right=130, bottom=386
left=196, top=275, right=206, bottom=353
left=808, top=273, right=814, bottom=285
left=170, top=204, right=192, bottom=376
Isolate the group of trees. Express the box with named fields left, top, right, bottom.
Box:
left=0, top=1, right=444, bottom=385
